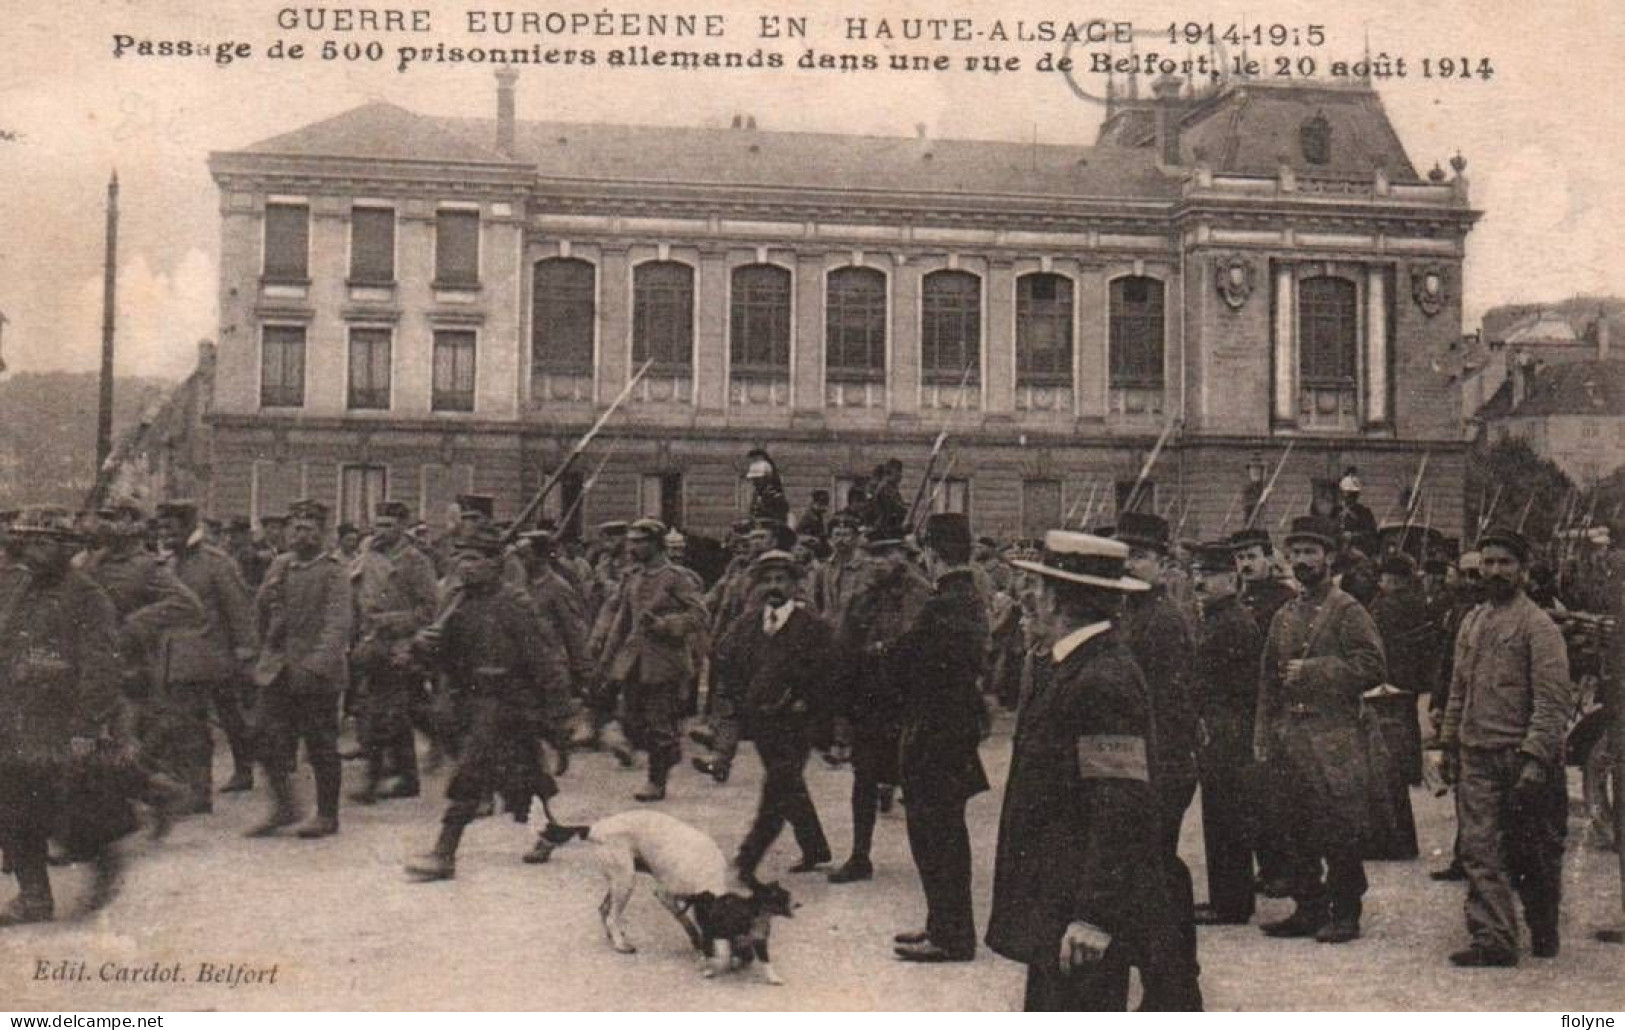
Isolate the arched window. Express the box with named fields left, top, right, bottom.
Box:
left=826, top=266, right=886, bottom=381
left=1016, top=273, right=1073, bottom=386
left=1298, top=276, right=1358, bottom=384
left=729, top=264, right=791, bottom=373
left=632, top=261, right=694, bottom=370
left=921, top=270, right=981, bottom=383
left=1108, top=276, right=1165, bottom=388
left=533, top=258, right=595, bottom=373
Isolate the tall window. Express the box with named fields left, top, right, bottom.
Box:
left=340, top=465, right=387, bottom=528
left=263, top=203, right=309, bottom=281
left=921, top=270, right=981, bottom=383
left=1017, top=273, right=1074, bottom=385
left=432, top=330, right=477, bottom=412
left=1109, top=277, right=1165, bottom=387
left=826, top=267, right=887, bottom=381
left=347, top=327, right=392, bottom=410
left=1298, top=276, right=1358, bottom=384
left=260, top=325, right=306, bottom=408
left=434, top=209, right=480, bottom=288
left=639, top=472, right=684, bottom=527
left=633, top=261, right=694, bottom=370
left=730, top=265, right=791, bottom=373
left=532, top=258, right=595, bottom=373
left=930, top=477, right=970, bottom=516
left=349, top=206, right=395, bottom=283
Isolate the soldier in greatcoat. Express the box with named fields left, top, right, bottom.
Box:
left=889, top=513, right=990, bottom=963
left=248, top=500, right=353, bottom=839
left=1255, top=515, right=1387, bottom=944
left=989, top=530, right=1198, bottom=1010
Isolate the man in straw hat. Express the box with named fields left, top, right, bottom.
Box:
left=1254, top=515, right=1387, bottom=945
left=987, top=529, right=1199, bottom=1010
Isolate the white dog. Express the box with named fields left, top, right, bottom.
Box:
left=544, top=810, right=794, bottom=983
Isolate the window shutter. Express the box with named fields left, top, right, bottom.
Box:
left=435, top=210, right=480, bottom=286
left=350, top=208, right=395, bottom=283
left=264, top=204, right=309, bottom=280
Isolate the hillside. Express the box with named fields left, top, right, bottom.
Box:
left=0, top=371, right=174, bottom=508
left=1480, top=294, right=1625, bottom=342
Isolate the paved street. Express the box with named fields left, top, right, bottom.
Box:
left=4, top=712, right=1623, bottom=1012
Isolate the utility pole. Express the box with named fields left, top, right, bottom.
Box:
left=95, top=170, right=119, bottom=494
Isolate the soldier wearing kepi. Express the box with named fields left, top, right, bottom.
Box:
left=0, top=508, right=125, bottom=927
left=350, top=500, right=438, bottom=804
left=405, top=525, right=574, bottom=881
left=890, top=512, right=990, bottom=964
left=248, top=500, right=353, bottom=839
left=1255, top=515, right=1387, bottom=945
left=1439, top=527, right=1573, bottom=967
left=989, top=531, right=1197, bottom=1010
left=155, top=500, right=259, bottom=806
left=715, top=549, right=833, bottom=884
left=594, top=518, right=705, bottom=802
left=1190, top=540, right=1265, bottom=925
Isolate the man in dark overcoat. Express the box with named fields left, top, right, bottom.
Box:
left=1255, top=515, right=1387, bottom=944
left=988, top=530, right=1198, bottom=1010
left=890, top=512, right=990, bottom=963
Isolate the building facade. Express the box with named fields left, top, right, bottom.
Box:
left=206, top=73, right=1478, bottom=540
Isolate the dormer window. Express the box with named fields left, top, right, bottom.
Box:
left=1301, top=112, right=1332, bottom=166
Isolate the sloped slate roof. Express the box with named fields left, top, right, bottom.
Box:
left=239, top=101, right=1182, bottom=200
left=1477, top=360, right=1625, bottom=420
left=1177, top=83, right=1420, bottom=182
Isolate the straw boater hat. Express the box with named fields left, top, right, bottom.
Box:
left=1010, top=530, right=1148, bottom=593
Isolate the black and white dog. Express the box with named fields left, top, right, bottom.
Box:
left=544, top=810, right=794, bottom=983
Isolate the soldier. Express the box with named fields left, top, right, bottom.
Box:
left=405, top=525, right=574, bottom=881
left=236, top=514, right=285, bottom=591
left=155, top=500, right=259, bottom=805
left=692, top=520, right=781, bottom=782
left=827, top=529, right=931, bottom=884
left=1366, top=552, right=1434, bottom=858
left=744, top=447, right=790, bottom=524
left=1427, top=549, right=1485, bottom=883
left=1439, top=528, right=1573, bottom=966
left=336, top=523, right=363, bottom=561
left=0, top=508, right=125, bottom=926
left=1190, top=540, right=1265, bottom=925
left=350, top=500, right=439, bottom=804
left=989, top=530, right=1197, bottom=1010
left=1115, top=511, right=1200, bottom=992
left=248, top=500, right=353, bottom=839
left=796, top=488, right=831, bottom=541
left=594, top=518, right=705, bottom=802
left=1336, top=472, right=1380, bottom=558
left=868, top=459, right=908, bottom=538
left=517, top=529, right=594, bottom=702
left=1255, top=515, right=1387, bottom=945
left=890, top=513, right=990, bottom=963
left=811, top=513, right=866, bottom=631
left=715, top=549, right=833, bottom=883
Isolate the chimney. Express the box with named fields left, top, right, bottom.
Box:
left=1596, top=312, right=1611, bottom=361
left=1511, top=351, right=1537, bottom=409
left=1152, top=74, right=1184, bottom=165
left=494, top=66, right=519, bottom=157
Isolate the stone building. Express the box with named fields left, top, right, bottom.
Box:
left=205, top=71, right=1478, bottom=539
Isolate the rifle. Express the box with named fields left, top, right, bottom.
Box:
left=427, top=359, right=654, bottom=632
left=1063, top=479, right=1095, bottom=527
left=905, top=360, right=977, bottom=535
left=1242, top=441, right=1295, bottom=531
left=1122, top=419, right=1178, bottom=515
left=922, top=453, right=962, bottom=517
left=1514, top=494, right=1537, bottom=534
left=1398, top=453, right=1431, bottom=552
left=555, top=438, right=625, bottom=538
left=1475, top=483, right=1504, bottom=545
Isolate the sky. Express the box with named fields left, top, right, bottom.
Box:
left=1, top=0, right=1622, bottom=379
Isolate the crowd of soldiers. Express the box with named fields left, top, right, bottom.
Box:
left=0, top=453, right=1618, bottom=1010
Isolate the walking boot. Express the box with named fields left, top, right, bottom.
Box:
left=876, top=785, right=896, bottom=814
left=83, top=847, right=123, bottom=915
left=522, top=838, right=555, bottom=865
left=244, top=774, right=301, bottom=837
left=297, top=764, right=342, bottom=838
left=691, top=756, right=729, bottom=783
left=827, top=856, right=874, bottom=884
left=1316, top=900, right=1362, bottom=943
left=349, top=758, right=381, bottom=806
left=379, top=776, right=419, bottom=800
left=1260, top=901, right=1329, bottom=938
left=635, top=763, right=669, bottom=802
left=1448, top=943, right=1517, bottom=967
left=406, top=823, right=463, bottom=882
left=0, top=863, right=54, bottom=926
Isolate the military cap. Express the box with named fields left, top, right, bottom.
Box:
left=1284, top=514, right=1339, bottom=550
left=1477, top=527, right=1532, bottom=563
left=518, top=528, right=557, bottom=552
left=337, top=522, right=360, bottom=538
left=259, top=513, right=288, bottom=527
left=9, top=505, right=86, bottom=544
left=226, top=516, right=252, bottom=533
left=626, top=517, right=667, bottom=542
left=97, top=496, right=147, bottom=522
left=452, top=524, right=506, bottom=557
left=455, top=494, right=495, bottom=520
left=862, top=527, right=907, bottom=552
left=1009, top=530, right=1148, bottom=593
left=1114, top=511, right=1171, bottom=554
left=598, top=520, right=629, bottom=538
left=923, top=511, right=973, bottom=553
left=1339, top=472, right=1363, bottom=494
left=811, top=489, right=830, bottom=504
left=288, top=499, right=330, bottom=523
left=1227, top=526, right=1274, bottom=555
left=375, top=500, right=411, bottom=520
left=1381, top=552, right=1418, bottom=578
left=204, top=518, right=223, bottom=532
left=976, top=535, right=999, bottom=549
left=827, top=512, right=861, bottom=533
left=1191, top=540, right=1236, bottom=573
left=752, top=548, right=801, bottom=577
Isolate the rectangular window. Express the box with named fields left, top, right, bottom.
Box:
left=1017, top=275, right=1074, bottom=386
left=826, top=268, right=887, bottom=381
left=730, top=265, right=792, bottom=373
left=346, top=327, right=392, bottom=410
left=263, top=203, right=309, bottom=281
left=260, top=325, right=306, bottom=408
left=340, top=465, right=388, bottom=529
left=633, top=262, right=695, bottom=371
left=349, top=206, right=395, bottom=284
left=532, top=259, right=596, bottom=373
left=1021, top=479, right=1062, bottom=538
left=434, top=209, right=480, bottom=288
left=640, top=472, right=684, bottom=527
left=432, top=330, right=477, bottom=412
left=921, top=271, right=982, bottom=385
left=930, top=477, right=970, bottom=516
left=833, top=475, right=867, bottom=515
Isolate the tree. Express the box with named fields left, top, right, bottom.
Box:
left=1464, top=436, right=1576, bottom=549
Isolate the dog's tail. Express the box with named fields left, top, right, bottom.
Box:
left=541, top=822, right=592, bottom=845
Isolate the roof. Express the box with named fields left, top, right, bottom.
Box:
left=1506, top=311, right=1581, bottom=345
left=1476, top=360, right=1625, bottom=420
left=237, top=101, right=1185, bottom=201
left=1176, top=82, right=1421, bottom=182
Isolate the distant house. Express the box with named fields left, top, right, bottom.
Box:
left=99, top=341, right=217, bottom=508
